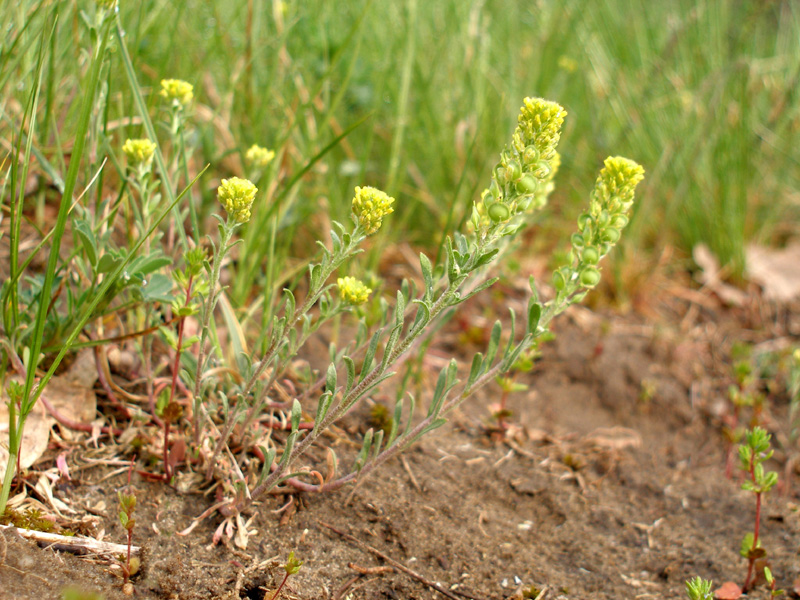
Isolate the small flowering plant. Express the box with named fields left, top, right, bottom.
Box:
left=183, top=96, right=645, bottom=524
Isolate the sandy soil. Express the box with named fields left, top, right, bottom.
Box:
left=2, top=291, right=800, bottom=600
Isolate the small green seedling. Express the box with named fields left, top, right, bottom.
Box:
left=685, top=576, right=713, bottom=600
left=271, top=551, right=303, bottom=600
left=739, top=427, right=779, bottom=592
left=117, top=465, right=139, bottom=591
left=764, top=567, right=784, bottom=597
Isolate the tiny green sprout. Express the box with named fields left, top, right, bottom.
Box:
left=351, top=186, right=395, bottom=234
left=271, top=551, right=303, bottom=600
left=685, top=576, right=713, bottom=600
left=217, top=177, right=258, bottom=224
left=159, top=78, right=194, bottom=106
left=117, top=486, right=138, bottom=586
left=245, top=144, right=276, bottom=167
left=284, top=550, right=303, bottom=575
left=639, top=379, right=656, bottom=405
left=764, top=566, right=783, bottom=597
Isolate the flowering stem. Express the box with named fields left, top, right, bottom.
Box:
left=238, top=235, right=497, bottom=510
left=193, top=222, right=235, bottom=446
left=205, top=234, right=363, bottom=480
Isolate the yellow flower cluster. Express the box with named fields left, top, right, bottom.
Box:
left=592, top=156, right=645, bottom=215
left=351, top=186, right=394, bottom=235
left=514, top=97, right=567, bottom=160
left=159, top=79, right=194, bottom=106
left=337, top=276, right=372, bottom=306
left=217, top=177, right=258, bottom=224
left=122, top=138, right=156, bottom=166
left=245, top=144, right=276, bottom=167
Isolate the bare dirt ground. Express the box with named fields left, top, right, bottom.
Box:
left=3, top=286, right=800, bottom=600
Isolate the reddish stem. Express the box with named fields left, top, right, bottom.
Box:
left=163, top=420, right=171, bottom=481
left=742, top=455, right=762, bottom=592
left=271, top=572, right=290, bottom=600
left=38, top=393, right=123, bottom=436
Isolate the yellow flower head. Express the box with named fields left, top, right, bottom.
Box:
left=351, top=186, right=394, bottom=235
left=515, top=97, right=567, bottom=160
left=592, top=156, right=645, bottom=215
left=217, top=177, right=258, bottom=224
left=159, top=79, right=194, bottom=106
left=337, top=276, right=372, bottom=306
left=245, top=144, right=276, bottom=168
left=122, top=138, right=157, bottom=166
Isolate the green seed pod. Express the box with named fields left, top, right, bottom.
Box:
left=580, top=266, right=601, bottom=288
left=571, top=233, right=585, bottom=248
left=597, top=209, right=610, bottom=228
left=487, top=202, right=511, bottom=223
left=610, top=214, right=629, bottom=229
left=488, top=179, right=502, bottom=201
left=517, top=196, right=532, bottom=212
left=515, top=175, right=538, bottom=195
left=553, top=269, right=567, bottom=292
left=523, top=145, right=541, bottom=165
left=533, top=160, right=552, bottom=179
left=582, top=246, right=600, bottom=264
left=494, top=164, right=508, bottom=186
left=506, top=160, right=522, bottom=182
left=608, top=195, right=623, bottom=210
left=577, top=213, right=592, bottom=233
left=602, top=227, right=621, bottom=243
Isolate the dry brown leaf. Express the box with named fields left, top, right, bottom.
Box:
left=0, top=350, right=97, bottom=478
left=693, top=244, right=747, bottom=306
left=714, top=581, right=742, bottom=600
left=747, top=242, right=800, bottom=302
left=585, top=426, right=642, bottom=450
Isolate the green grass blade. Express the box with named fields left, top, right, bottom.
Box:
left=113, top=14, right=188, bottom=250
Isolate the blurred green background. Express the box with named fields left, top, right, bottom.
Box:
left=4, top=0, right=799, bottom=293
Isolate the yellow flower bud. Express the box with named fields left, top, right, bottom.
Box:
left=351, top=186, right=395, bottom=235
left=159, top=79, right=194, bottom=106
left=122, top=138, right=156, bottom=166
left=245, top=144, right=276, bottom=167
left=337, top=276, right=372, bottom=306
left=515, top=97, right=567, bottom=160
left=594, top=156, right=645, bottom=210
left=217, top=177, right=257, bottom=224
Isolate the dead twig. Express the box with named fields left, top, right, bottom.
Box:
left=348, top=562, right=394, bottom=575
left=401, top=455, right=421, bottom=492
left=0, top=524, right=140, bottom=557
left=318, top=520, right=486, bottom=600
